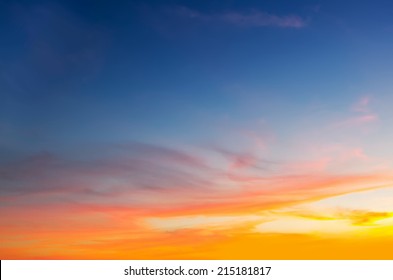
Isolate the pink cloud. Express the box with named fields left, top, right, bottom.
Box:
left=283, top=157, right=331, bottom=174
left=330, top=96, right=378, bottom=129
left=229, top=154, right=258, bottom=170
left=340, top=148, right=368, bottom=161
left=317, top=145, right=369, bottom=163
left=334, top=114, right=378, bottom=128
left=352, top=96, right=371, bottom=113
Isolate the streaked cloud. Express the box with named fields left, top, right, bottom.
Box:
left=0, top=142, right=213, bottom=199
left=172, top=6, right=306, bottom=28
left=255, top=217, right=352, bottom=234
left=334, top=114, right=378, bottom=128
left=147, top=215, right=262, bottom=231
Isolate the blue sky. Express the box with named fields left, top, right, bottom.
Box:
left=2, top=0, right=393, bottom=158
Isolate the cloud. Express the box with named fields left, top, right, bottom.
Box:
left=255, top=217, right=351, bottom=235
left=352, top=96, right=371, bottom=113
left=280, top=208, right=393, bottom=226
left=0, top=142, right=213, bottom=200
left=114, top=142, right=206, bottom=168
left=252, top=207, right=393, bottom=236
left=146, top=215, right=262, bottom=232
left=172, top=7, right=306, bottom=28
left=211, top=146, right=268, bottom=170
left=282, top=157, right=331, bottom=174
left=332, top=96, right=378, bottom=129
left=334, top=114, right=378, bottom=128
left=338, top=209, right=393, bottom=226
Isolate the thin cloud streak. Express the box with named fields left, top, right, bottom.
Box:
left=334, top=114, right=378, bottom=128
left=172, top=6, right=307, bottom=28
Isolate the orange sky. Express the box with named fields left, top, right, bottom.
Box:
left=2, top=169, right=393, bottom=259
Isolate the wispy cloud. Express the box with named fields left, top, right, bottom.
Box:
left=172, top=6, right=306, bottom=28
left=352, top=96, right=372, bottom=113
left=0, top=142, right=212, bottom=199
left=334, top=114, right=378, bottom=128
left=332, top=96, right=378, bottom=129
left=280, top=208, right=393, bottom=227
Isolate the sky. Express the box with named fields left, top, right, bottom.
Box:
left=2, top=0, right=393, bottom=259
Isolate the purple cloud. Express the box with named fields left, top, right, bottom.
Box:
left=173, top=7, right=306, bottom=28
left=0, top=143, right=214, bottom=202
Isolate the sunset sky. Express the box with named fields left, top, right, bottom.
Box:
left=2, top=0, right=393, bottom=259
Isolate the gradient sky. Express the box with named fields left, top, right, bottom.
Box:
left=2, top=0, right=393, bottom=259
